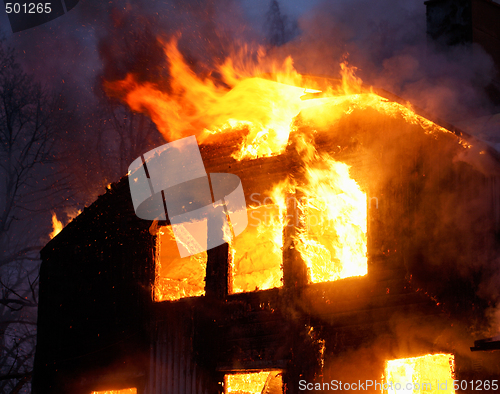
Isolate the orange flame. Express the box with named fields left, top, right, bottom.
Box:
left=49, top=213, right=63, bottom=239
left=154, top=226, right=207, bottom=302
left=340, top=55, right=362, bottom=95
left=229, top=179, right=292, bottom=293
left=296, top=152, right=367, bottom=282
left=90, top=389, right=137, bottom=394
left=106, top=37, right=470, bottom=163
left=230, top=204, right=284, bottom=293
left=261, top=138, right=367, bottom=284
left=105, top=37, right=328, bottom=160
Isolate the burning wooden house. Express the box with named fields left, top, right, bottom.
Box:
left=33, top=61, right=500, bottom=394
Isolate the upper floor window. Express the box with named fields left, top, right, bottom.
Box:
left=231, top=204, right=284, bottom=293
left=153, top=158, right=367, bottom=302
left=153, top=226, right=207, bottom=302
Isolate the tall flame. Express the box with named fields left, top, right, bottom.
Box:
left=230, top=204, right=284, bottom=293
left=49, top=213, right=63, bottom=239
left=105, top=37, right=329, bottom=160
left=264, top=140, right=368, bottom=284
left=296, top=153, right=367, bottom=282
left=49, top=209, right=82, bottom=240
left=229, top=179, right=292, bottom=293
left=106, top=37, right=469, bottom=163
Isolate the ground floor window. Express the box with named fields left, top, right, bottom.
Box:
left=224, top=370, right=282, bottom=394
left=91, top=388, right=137, bottom=394
left=384, top=354, right=455, bottom=394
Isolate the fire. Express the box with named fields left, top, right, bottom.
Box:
left=299, top=92, right=471, bottom=148
left=262, top=139, right=367, bottom=284
left=49, top=208, right=82, bottom=240
left=296, top=152, right=367, bottom=282
left=105, top=37, right=329, bottom=160
left=109, top=36, right=471, bottom=300
left=384, top=354, right=455, bottom=394
left=339, top=57, right=363, bottom=94
left=229, top=179, right=292, bottom=293
left=154, top=226, right=207, bottom=301
left=230, top=204, right=284, bottom=293
left=90, top=389, right=137, bottom=394
left=49, top=212, right=63, bottom=239
left=225, top=371, right=281, bottom=394
left=106, top=36, right=470, bottom=161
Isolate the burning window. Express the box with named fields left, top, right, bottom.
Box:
left=231, top=204, right=284, bottom=293
left=229, top=155, right=367, bottom=293
left=296, top=158, right=368, bottom=283
left=383, top=354, right=455, bottom=394
left=90, top=389, right=137, bottom=394
left=154, top=226, right=207, bottom=301
left=153, top=154, right=366, bottom=300
left=224, top=371, right=282, bottom=394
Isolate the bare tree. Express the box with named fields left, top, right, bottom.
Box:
left=99, top=99, right=163, bottom=178
left=0, top=28, right=163, bottom=393
left=0, top=39, right=72, bottom=394
left=265, top=0, right=299, bottom=47
left=64, top=95, right=163, bottom=203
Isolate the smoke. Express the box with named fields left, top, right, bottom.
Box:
left=280, top=0, right=496, bottom=124
left=1, top=0, right=497, bottom=117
